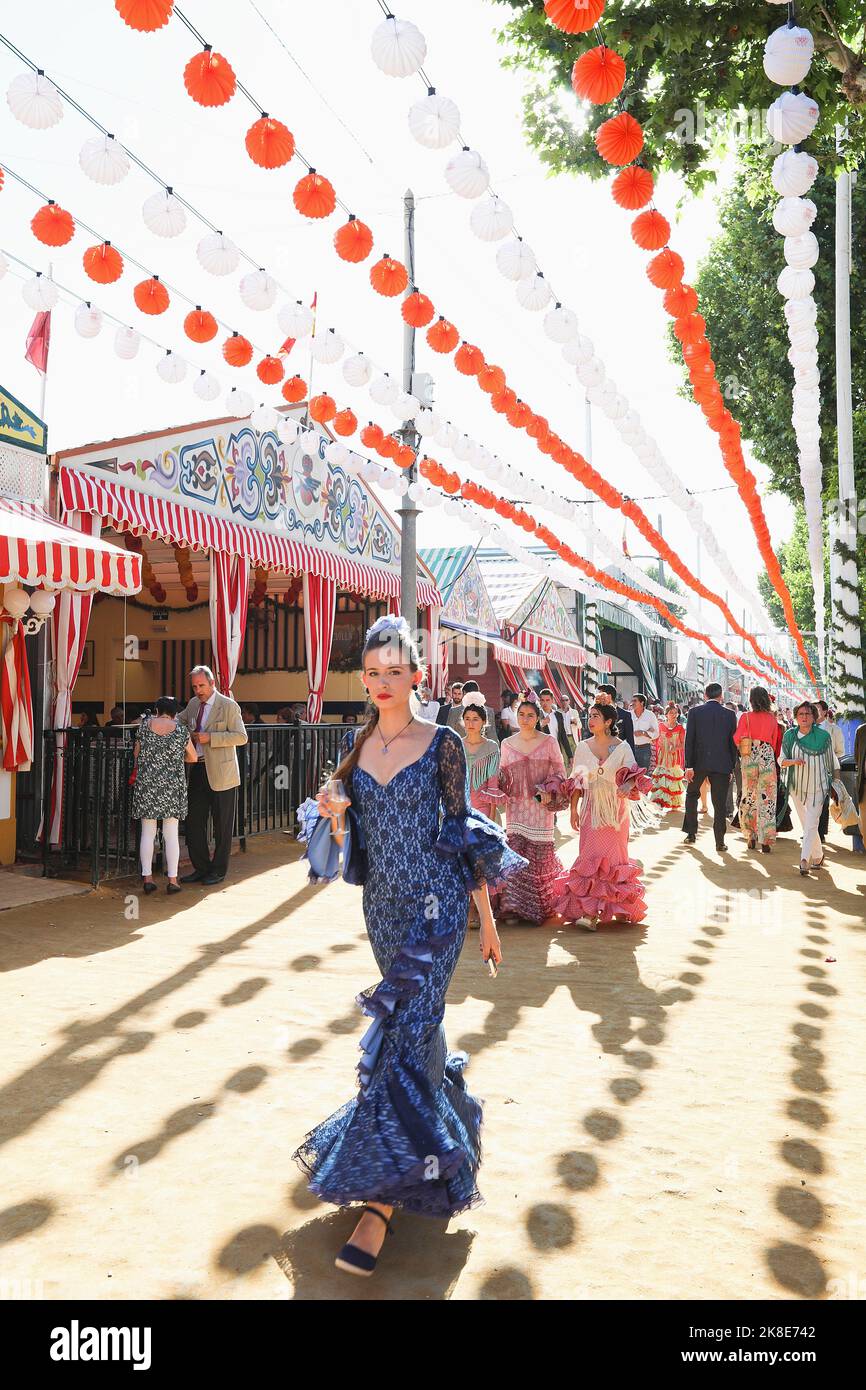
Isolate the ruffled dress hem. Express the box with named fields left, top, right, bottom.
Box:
left=552, top=852, right=648, bottom=924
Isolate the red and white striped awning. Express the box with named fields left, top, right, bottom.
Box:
left=501, top=625, right=588, bottom=668
left=441, top=620, right=546, bottom=670
left=0, top=496, right=141, bottom=595
left=60, top=469, right=442, bottom=608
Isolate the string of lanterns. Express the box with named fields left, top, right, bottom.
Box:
left=366, top=2, right=781, bottom=652
left=761, top=3, right=825, bottom=676
left=102, top=0, right=802, bottom=681
left=540, top=0, right=818, bottom=689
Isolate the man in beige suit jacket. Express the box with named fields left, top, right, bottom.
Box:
left=177, top=665, right=248, bottom=885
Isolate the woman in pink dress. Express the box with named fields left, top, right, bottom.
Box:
left=553, top=703, right=650, bottom=930
left=492, top=698, right=568, bottom=925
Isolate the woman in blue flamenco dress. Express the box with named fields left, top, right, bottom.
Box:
left=295, top=615, right=526, bottom=1277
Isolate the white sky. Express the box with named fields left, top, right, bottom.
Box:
left=0, top=0, right=795, bottom=614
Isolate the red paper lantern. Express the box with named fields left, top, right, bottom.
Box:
left=184, top=308, right=218, bottom=343
left=360, top=423, right=384, bottom=450
left=544, top=0, right=605, bottom=34
left=631, top=209, right=671, bottom=251
left=333, top=408, right=357, bottom=437
left=293, top=170, right=336, bottom=220
left=83, top=241, right=123, bottom=284
left=595, top=112, right=643, bottom=166
left=282, top=375, right=307, bottom=403
left=491, top=387, right=517, bottom=415
left=257, top=355, right=285, bottom=384
left=571, top=46, right=626, bottom=104
left=31, top=202, right=74, bottom=247
left=183, top=48, right=236, bottom=107
left=334, top=216, right=373, bottom=262
left=370, top=255, right=408, bottom=297
left=115, top=0, right=174, bottom=31
left=426, top=317, right=459, bottom=353
left=401, top=291, right=435, bottom=327
left=454, top=342, right=484, bottom=376
left=673, top=313, right=707, bottom=346
left=133, top=276, right=169, bottom=315
left=379, top=434, right=399, bottom=460
left=245, top=116, right=295, bottom=169
left=396, top=444, right=415, bottom=469
left=646, top=248, right=685, bottom=289
left=309, top=393, right=336, bottom=423
left=663, top=283, right=699, bottom=318
left=223, top=333, right=253, bottom=367
left=477, top=363, right=506, bottom=395
left=506, top=401, right=531, bottom=429
left=611, top=165, right=654, bottom=210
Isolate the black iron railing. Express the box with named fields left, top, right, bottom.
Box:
left=35, top=723, right=352, bottom=885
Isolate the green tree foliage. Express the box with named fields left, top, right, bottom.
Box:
left=498, top=2, right=866, bottom=189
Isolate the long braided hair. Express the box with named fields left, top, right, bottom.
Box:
left=332, top=617, right=425, bottom=788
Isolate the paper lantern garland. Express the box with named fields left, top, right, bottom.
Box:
left=183, top=48, right=236, bottom=108
left=31, top=202, right=75, bottom=246
left=245, top=115, right=295, bottom=169
left=84, top=241, right=124, bottom=283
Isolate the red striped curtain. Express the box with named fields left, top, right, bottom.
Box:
left=1, top=618, right=34, bottom=771
left=555, top=662, right=586, bottom=709
left=303, top=572, right=337, bottom=723
left=497, top=662, right=524, bottom=695
left=209, top=551, right=250, bottom=696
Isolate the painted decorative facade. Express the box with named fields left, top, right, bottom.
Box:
left=505, top=579, right=581, bottom=647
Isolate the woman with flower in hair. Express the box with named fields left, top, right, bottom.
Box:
left=293, top=616, right=526, bottom=1277
left=552, top=702, right=650, bottom=930
left=459, top=692, right=501, bottom=819
left=492, top=694, right=570, bottom=926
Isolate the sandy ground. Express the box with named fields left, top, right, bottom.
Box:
left=0, top=811, right=864, bottom=1302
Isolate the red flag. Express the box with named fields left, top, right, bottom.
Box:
left=25, top=311, right=51, bottom=374
left=622, top=518, right=631, bottom=559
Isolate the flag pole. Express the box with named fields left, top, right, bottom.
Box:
left=39, top=261, right=52, bottom=425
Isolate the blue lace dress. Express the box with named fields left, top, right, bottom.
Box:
left=293, top=724, right=527, bottom=1217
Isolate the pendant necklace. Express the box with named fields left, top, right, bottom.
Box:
left=377, top=715, right=415, bottom=754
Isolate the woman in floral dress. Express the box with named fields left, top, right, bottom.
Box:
left=649, top=703, right=686, bottom=812
left=492, top=698, right=569, bottom=925
left=132, top=696, right=197, bottom=893
left=733, top=686, right=782, bottom=853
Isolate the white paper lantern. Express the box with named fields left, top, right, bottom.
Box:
left=604, top=393, right=629, bottom=421
left=585, top=382, right=608, bottom=407
left=197, top=232, right=240, bottom=276
left=788, top=345, right=818, bottom=370
left=784, top=297, right=817, bottom=329
left=390, top=391, right=419, bottom=420
left=543, top=304, right=579, bottom=343
left=764, top=25, right=815, bottom=87
left=370, top=16, right=427, bottom=77
left=496, top=237, right=536, bottom=282
left=251, top=404, right=280, bottom=433
left=114, top=326, right=140, bottom=360
left=370, top=373, right=399, bottom=406
left=226, top=387, right=254, bottom=418
left=415, top=408, right=441, bottom=438
left=562, top=333, right=595, bottom=366
left=278, top=301, right=314, bottom=339
left=28, top=589, right=56, bottom=618
left=325, top=440, right=350, bottom=467
left=470, top=195, right=513, bottom=242
left=454, top=434, right=476, bottom=463
left=157, top=351, right=187, bottom=384
left=143, top=190, right=186, bottom=238
left=395, top=476, right=410, bottom=496
left=408, top=89, right=460, bottom=148
left=73, top=302, right=102, bottom=339
left=516, top=273, right=551, bottom=311
left=793, top=364, right=820, bottom=389
left=434, top=420, right=457, bottom=450
left=79, top=133, right=129, bottom=186
left=772, top=196, right=817, bottom=238
left=784, top=230, right=819, bottom=270
left=777, top=265, right=815, bottom=299
left=767, top=91, right=819, bottom=146
left=788, top=326, right=819, bottom=352
left=444, top=147, right=489, bottom=199
left=443, top=498, right=461, bottom=518
left=406, top=481, right=423, bottom=502
left=22, top=274, right=58, bottom=311
left=342, top=352, right=373, bottom=388
left=240, top=269, right=277, bottom=311
left=771, top=149, right=819, bottom=198
left=310, top=328, right=344, bottom=364
left=576, top=357, right=605, bottom=389
left=193, top=370, right=220, bottom=402
left=278, top=416, right=300, bottom=445
left=378, top=471, right=396, bottom=490
left=0, top=252, right=8, bottom=281
left=7, top=70, right=63, bottom=129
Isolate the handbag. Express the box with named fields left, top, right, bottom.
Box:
left=739, top=714, right=753, bottom=760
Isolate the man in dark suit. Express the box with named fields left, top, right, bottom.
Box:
left=682, top=682, right=738, bottom=851
left=436, top=680, right=463, bottom=726
left=596, top=684, right=636, bottom=756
